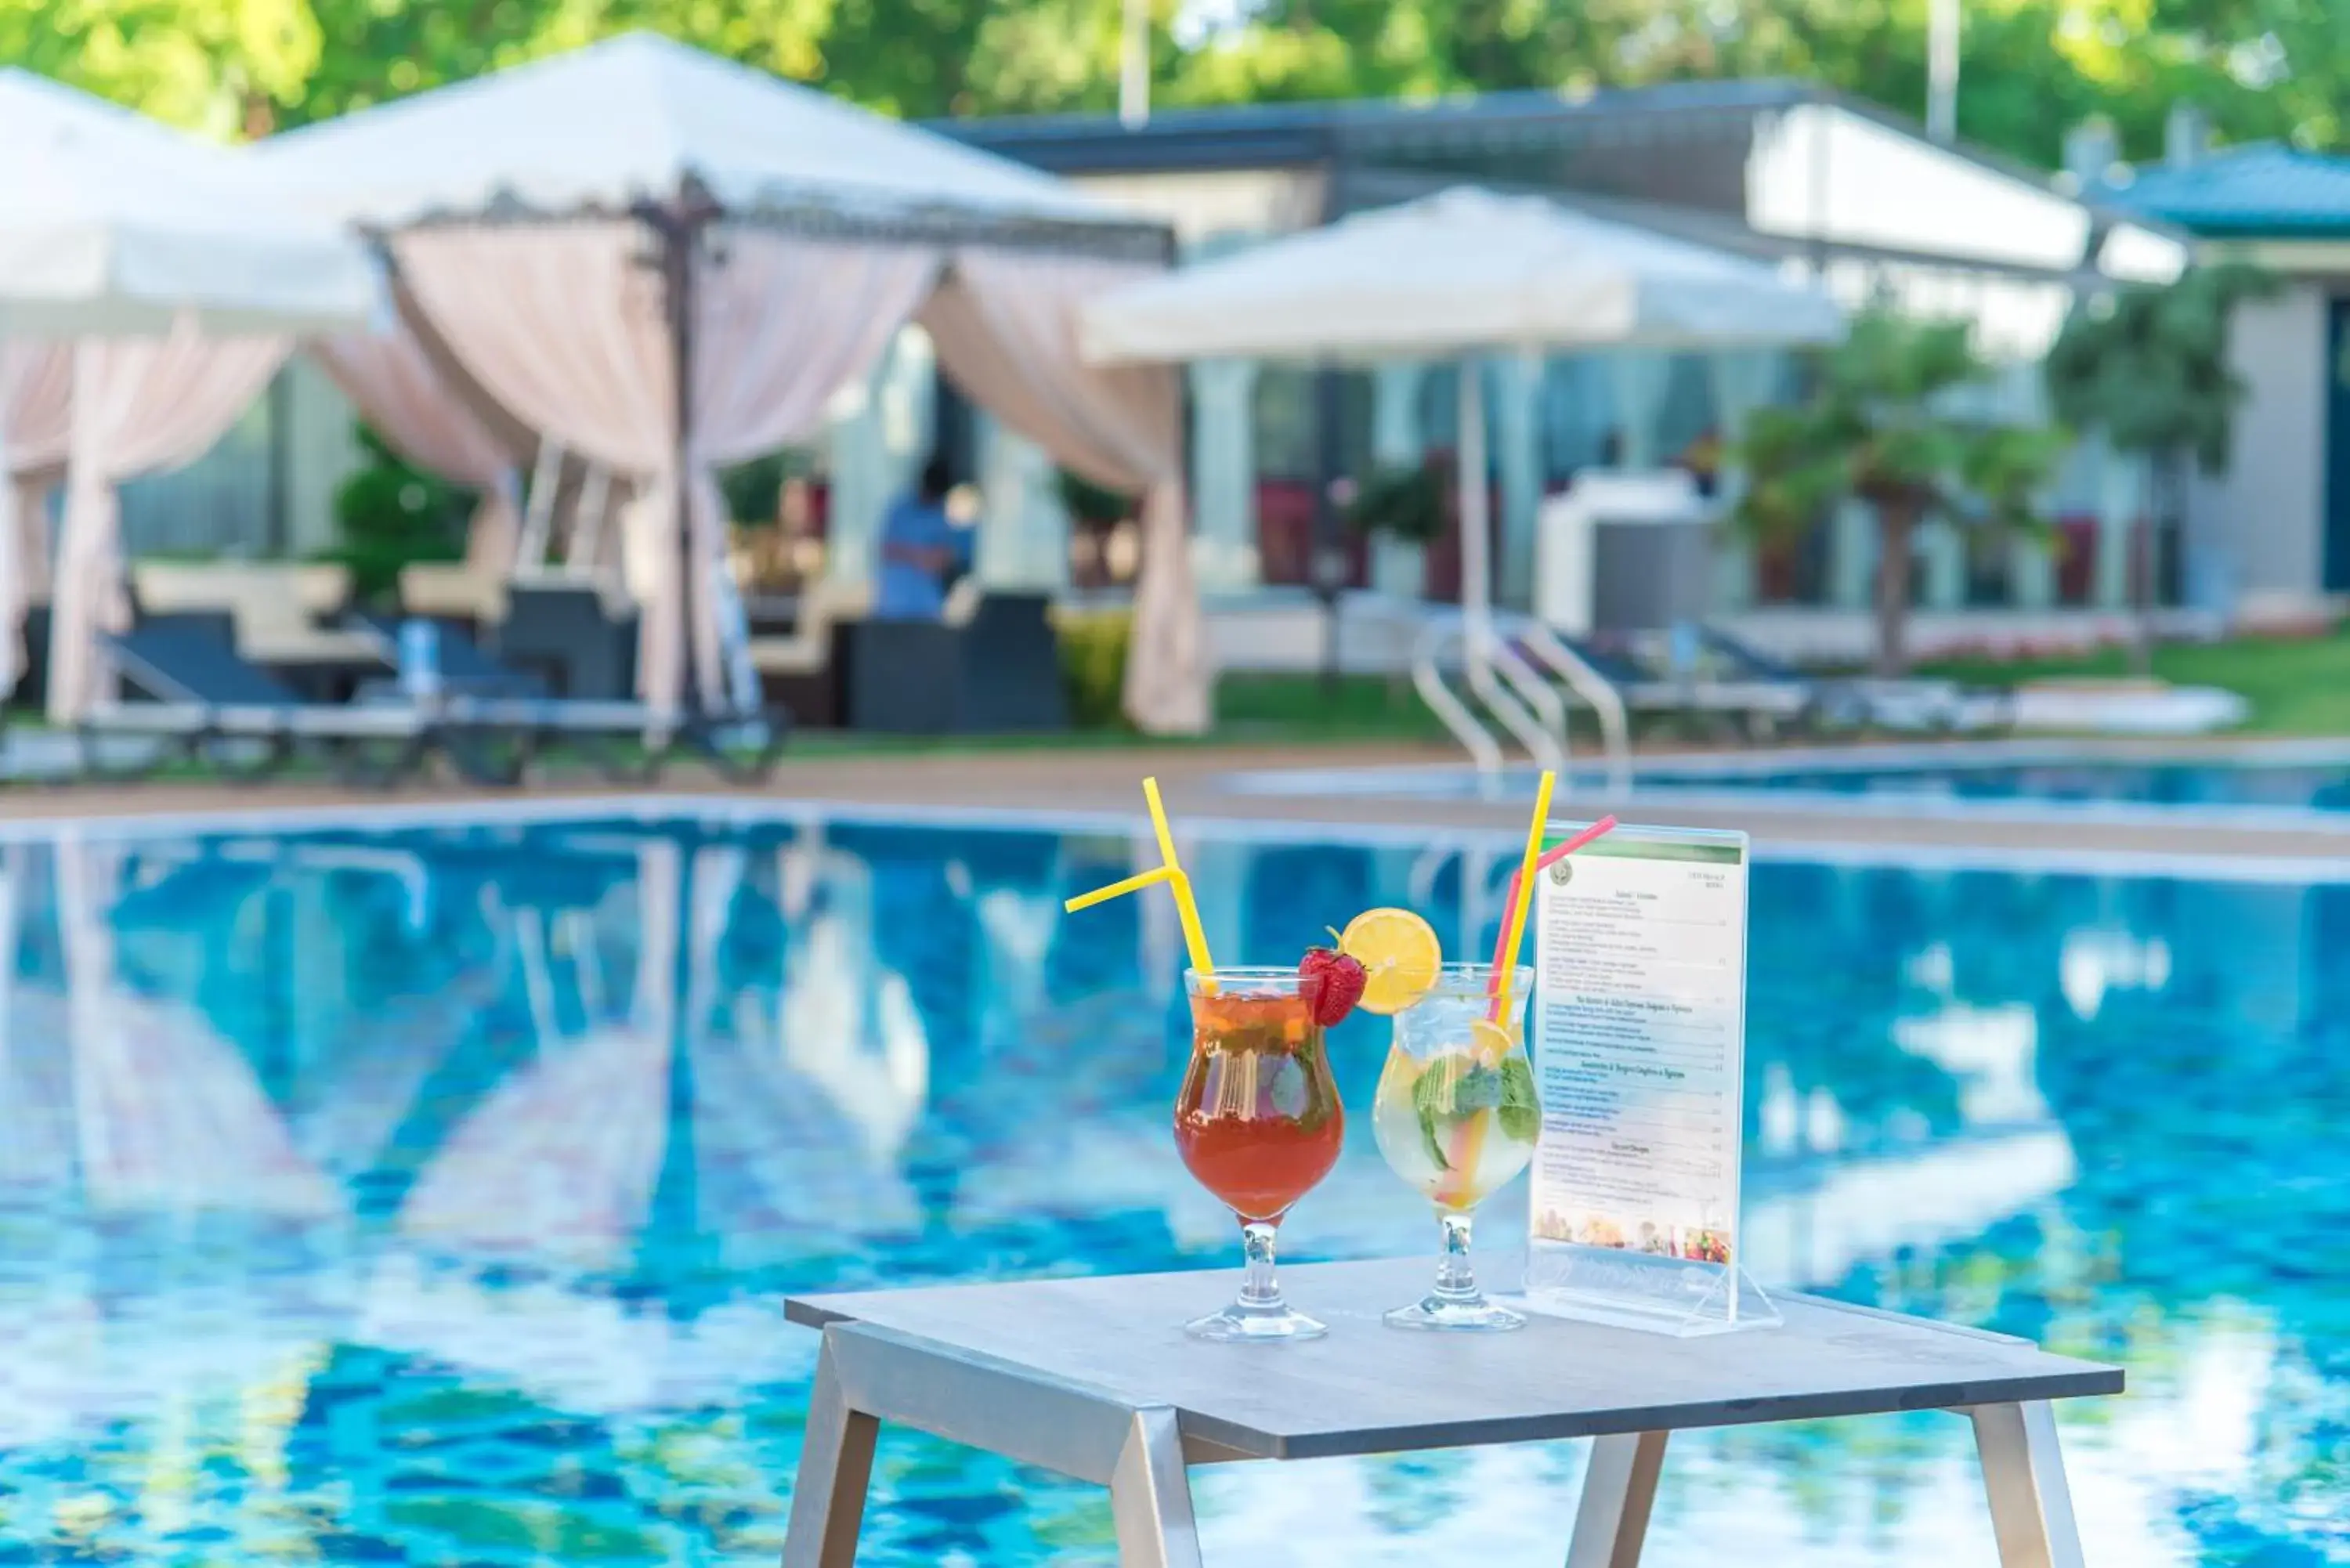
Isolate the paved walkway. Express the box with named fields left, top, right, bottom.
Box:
left=2, top=741, right=2344, bottom=872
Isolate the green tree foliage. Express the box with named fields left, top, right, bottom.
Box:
left=329, top=425, right=472, bottom=601
left=4, top=0, right=321, bottom=135
left=1737, top=309, right=2068, bottom=675
left=22, top=0, right=2350, bottom=168
left=2045, top=264, right=2272, bottom=475
left=287, top=0, right=559, bottom=126
left=2044, top=262, right=2276, bottom=667
left=1344, top=461, right=1446, bottom=544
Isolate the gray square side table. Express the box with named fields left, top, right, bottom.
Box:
left=782, top=1256, right=2121, bottom=1568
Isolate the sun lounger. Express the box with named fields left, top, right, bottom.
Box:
left=85, top=624, right=431, bottom=785
left=344, top=617, right=792, bottom=784
left=1697, top=625, right=2014, bottom=734
left=89, top=624, right=791, bottom=787
left=1545, top=630, right=1817, bottom=740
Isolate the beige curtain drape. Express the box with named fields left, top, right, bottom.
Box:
left=49, top=328, right=287, bottom=722
left=394, top=223, right=938, bottom=714
left=0, top=344, right=71, bottom=695
left=312, top=328, right=530, bottom=573
left=920, top=251, right=1207, bottom=735
left=395, top=224, right=682, bottom=700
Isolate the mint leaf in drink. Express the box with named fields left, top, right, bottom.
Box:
left=1498, top=1055, right=1541, bottom=1143
left=1412, top=1054, right=1457, bottom=1118
left=1412, top=1055, right=1459, bottom=1170
left=1419, top=1106, right=1450, bottom=1171
left=1454, top=1065, right=1504, bottom=1112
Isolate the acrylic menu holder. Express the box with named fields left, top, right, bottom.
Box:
left=1513, top=823, right=1780, bottom=1339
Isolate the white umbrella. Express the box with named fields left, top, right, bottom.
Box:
left=1082, top=186, right=1845, bottom=366
left=0, top=70, right=380, bottom=336
left=1080, top=186, right=1843, bottom=764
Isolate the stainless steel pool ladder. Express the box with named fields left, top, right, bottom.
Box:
left=1409, top=613, right=1632, bottom=797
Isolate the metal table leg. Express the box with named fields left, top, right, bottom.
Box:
left=782, top=1341, right=879, bottom=1568
left=780, top=1323, right=1207, bottom=1568
left=1970, top=1401, right=2086, bottom=1568
left=1112, top=1406, right=1206, bottom=1568
left=1564, top=1430, right=1669, bottom=1568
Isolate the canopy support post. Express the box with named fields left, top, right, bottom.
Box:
left=636, top=185, right=730, bottom=718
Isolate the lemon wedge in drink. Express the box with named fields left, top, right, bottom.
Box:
left=1339, top=907, right=1442, bottom=1015
left=1467, top=1018, right=1517, bottom=1068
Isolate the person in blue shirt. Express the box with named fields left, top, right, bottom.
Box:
left=874, top=459, right=972, bottom=621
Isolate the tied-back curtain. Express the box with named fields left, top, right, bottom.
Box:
left=311, top=327, right=530, bottom=574
left=919, top=251, right=1207, bottom=735
left=690, top=231, right=939, bottom=700
left=394, top=223, right=690, bottom=706
left=0, top=344, right=70, bottom=695
left=396, top=223, right=941, bottom=713
left=49, top=328, right=287, bottom=723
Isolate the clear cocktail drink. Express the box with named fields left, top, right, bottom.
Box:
left=1371, top=963, right=1538, bottom=1330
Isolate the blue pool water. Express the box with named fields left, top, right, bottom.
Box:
left=1227, top=745, right=2350, bottom=823
left=1, top=807, right=2346, bottom=1565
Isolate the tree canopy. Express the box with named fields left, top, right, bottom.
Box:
left=13, top=0, right=2350, bottom=169
left=2044, top=264, right=2276, bottom=474
left=1737, top=309, right=2070, bottom=674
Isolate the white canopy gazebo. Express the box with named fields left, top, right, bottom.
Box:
left=254, top=34, right=1207, bottom=732
left=0, top=70, right=381, bottom=720
left=1083, top=186, right=1846, bottom=768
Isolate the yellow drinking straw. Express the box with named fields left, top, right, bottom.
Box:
left=1062, top=777, right=1218, bottom=985
left=1062, top=865, right=1173, bottom=912
left=1490, top=768, right=1556, bottom=1021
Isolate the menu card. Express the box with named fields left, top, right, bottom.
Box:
left=1527, top=825, right=1748, bottom=1272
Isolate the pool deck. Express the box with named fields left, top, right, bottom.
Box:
left=5, top=740, right=2346, bottom=873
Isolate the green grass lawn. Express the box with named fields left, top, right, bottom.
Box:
left=19, top=628, right=2337, bottom=789
left=1919, top=625, right=2350, bottom=737
left=784, top=673, right=1457, bottom=753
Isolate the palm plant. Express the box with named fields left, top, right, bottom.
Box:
left=1737, top=309, right=2067, bottom=675
left=2043, top=264, right=2273, bottom=673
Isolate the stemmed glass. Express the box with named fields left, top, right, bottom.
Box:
left=1173, top=967, right=1346, bottom=1342
left=1370, top=963, right=1538, bottom=1331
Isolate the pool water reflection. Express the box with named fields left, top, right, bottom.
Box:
left=0, top=812, right=2343, bottom=1565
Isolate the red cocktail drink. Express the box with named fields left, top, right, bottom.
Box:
left=1174, top=970, right=1345, bottom=1342
left=1176, top=991, right=1345, bottom=1220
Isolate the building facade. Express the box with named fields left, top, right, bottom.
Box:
left=2089, top=126, right=2350, bottom=626
left=940, top=83, right=2200, bottom=659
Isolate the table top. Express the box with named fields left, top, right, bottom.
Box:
left=788, top=1257, right=2123, bottom=1461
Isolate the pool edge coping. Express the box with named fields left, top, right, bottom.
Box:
left=6, top=790, right=2349, bottom=885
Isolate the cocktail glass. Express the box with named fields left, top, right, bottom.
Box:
left=1371, top=963, right=1538, bottom=1331
left=1174, top=967, right=1346, bottom=1342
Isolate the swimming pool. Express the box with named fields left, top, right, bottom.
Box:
left=0, top=803, right=2343, bottom=1565
left=1224, top=740, right=2350, bottom=830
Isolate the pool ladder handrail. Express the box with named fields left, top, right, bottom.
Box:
left=1409, top=612, right=1633, bottom=798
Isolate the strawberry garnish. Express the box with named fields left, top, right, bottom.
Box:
left=1299, top=942, right=1367, bottom=1026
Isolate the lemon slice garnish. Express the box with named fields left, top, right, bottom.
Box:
left=1338, top=907, right=1443, bottom=1015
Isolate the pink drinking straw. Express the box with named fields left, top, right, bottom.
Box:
left=1485, top=815, right=1618, bottom=1021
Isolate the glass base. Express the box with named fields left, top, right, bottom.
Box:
left=1185, top=1302, right=1328, bottom=1342
left=1383, top=1294, right=1526, bottom=1332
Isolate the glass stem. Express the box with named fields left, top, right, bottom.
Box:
left=1433, top=1210, right=1480, bottom=1302
left=1239, top=1220, right=1282, bottom=1308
